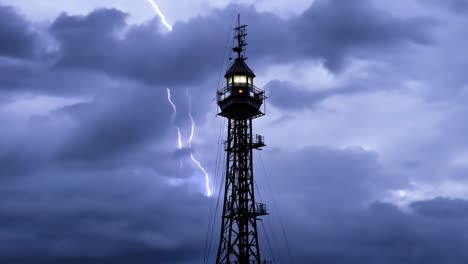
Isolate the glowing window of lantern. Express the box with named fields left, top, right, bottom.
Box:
left=227, top=77, right=233, bottom=85
left=233, top=75, right=247, bottom=84
left=248, top=77, right=253, bottom=85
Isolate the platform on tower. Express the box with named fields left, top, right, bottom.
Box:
left=217, top=84, right=265, bottom=119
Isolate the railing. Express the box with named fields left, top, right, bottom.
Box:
left=217, top=84, right=265, bottom=102
left=224, top=134, right=265, bottom=151
left=254, top=203, right=268, bottom=215
left=226, top=202, right=268, bottom=216
left=252, top=134, right=265, bottom=149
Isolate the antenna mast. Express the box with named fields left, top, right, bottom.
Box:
left=233, top=14, right=248, bottom=60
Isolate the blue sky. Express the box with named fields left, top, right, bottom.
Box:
left=1, top=0, right=468, bottom=263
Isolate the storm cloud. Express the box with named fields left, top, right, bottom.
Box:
left=0, top=5, right=40, bottom=58
left=1, top=0, right=468, bottom=263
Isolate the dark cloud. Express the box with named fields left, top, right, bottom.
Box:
left=0, top=80, right=178, bottom=180
left=292, top=0, right=437, bottom=70
left=220, top=146, right=468, bottom=264
left=50, top=8, right=129, bottom=71
left=0, top=58, right=36, bottom=90
left=0, top=0, right=438, bottom=106
left=255, top=147, right=468, bottom=263
left=56, top=87, right=170, bottom=162
left=287, top=200, right=468, bottom=264
left=263, top=0, right=439, bottom=111
left=42, top=0, right=437, bottom=90
left=0, top=168, right=209, bottom=263
left=410, top=197, right=468, bottom=218
left=49, top=8, right=229, bottom=88
left=2, top=133, right=468, bottom=263
left=258, top=146, right=407, bottom=212
left=267, top=80, right=371, bottom=110
left=0, top=4, right=39, bottom=58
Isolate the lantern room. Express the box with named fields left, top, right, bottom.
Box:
left=225, top=58, right=255, bottom=87
left=217, top=58, right=265, bottom=119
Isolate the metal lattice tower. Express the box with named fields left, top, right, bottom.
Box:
left=215, top=15, right=270, bottom=264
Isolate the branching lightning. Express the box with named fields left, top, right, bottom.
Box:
left=147, top=0, right=173, bottom=31
left=166, top=88, right=212, bottom=197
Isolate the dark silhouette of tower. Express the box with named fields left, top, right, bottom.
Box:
left=215, top=15, right=270, bottom=264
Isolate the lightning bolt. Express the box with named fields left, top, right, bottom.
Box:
left=154, top=3, right=210, bottom=196
left=186, top=89, right=212, bottom=197
left=147, top=0, right=173, bottom=31
left=187, top=89, right=195, bottom=146
left=191, top=154, right=212, bottom=197
left=166, top=88, right=212, bottom=197
left=167, top=87, right=177, bottom=121
left=166, top=88, right=183, bottom=150
left=153, top=2, right=210, bottom=196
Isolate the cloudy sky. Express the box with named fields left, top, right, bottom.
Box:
left=1, top=0, right=468, bottom=263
